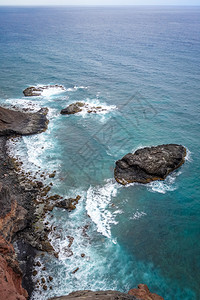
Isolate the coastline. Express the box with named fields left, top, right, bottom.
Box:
left=0, top=135, right=36, bottom=297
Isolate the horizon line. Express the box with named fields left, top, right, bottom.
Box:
left=0, top=4, right=200, bottom=6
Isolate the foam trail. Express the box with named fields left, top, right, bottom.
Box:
left=66, top=85, right=88, bottom=92
left=86, top=179, right=119, bottom=239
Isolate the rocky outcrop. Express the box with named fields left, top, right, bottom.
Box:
left=128, top=284, right=164, bottom=300
left=49, top=290, right=138, bottom=300
left=114, top=144, right=186, bottom=185
left=55, top=195, right=81, bottom=211
left=23, top=85, right=65, bottom=96
left=0, top=106, right=48, bottom=136
left=0, top=235, right=28, bottom=300
left=60, top=102, right=106, bottom=115
left=0, top=183, right=27, bottom=242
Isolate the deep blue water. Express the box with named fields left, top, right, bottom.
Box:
left=0, top=6, right=200, bottom=300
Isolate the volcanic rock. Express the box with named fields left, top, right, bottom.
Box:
left=23, top=85, right=65, bottom=96
left=60, top=102, right=106, bottom=115
left=0, top=183, right=27, bottom=241
left=55, top=195, right=81, bottom=211
left=0, top=235, right=28, bottom=300
left=49, top=290, right=138, bottom=300
left=114, top=144, right=186, bottom=185
left=128, top=284, right=164, bottom=300
left=0, top=106, right=48, bottom=136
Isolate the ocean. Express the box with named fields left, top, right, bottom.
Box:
left=0, top=5, right=199, bottom=300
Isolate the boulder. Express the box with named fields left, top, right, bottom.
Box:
left=23, top=85, right=65, bottom=96
left=128, top=284, right=164, bottom=300
left=114, top=144, right=186, bottom=185
left=0, top=106, right=48, bottom=136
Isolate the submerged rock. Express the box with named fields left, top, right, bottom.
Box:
left=0, top=106, right=48, bottom=136
left=128, top=284, right=164, bottom=300
left=49, top=290, right=138, bottom=300
left=114, top=144, right=186, bottom=185
left=23, top=85, right=65, bottom=96
left=60, top=102, right=107, bottom=115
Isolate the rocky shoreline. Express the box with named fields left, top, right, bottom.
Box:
left=0, top=102, right=166, bottom=300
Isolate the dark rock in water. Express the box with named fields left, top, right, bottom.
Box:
left=55, top=195, right=81, bottom=211
left=23, top=85, right=65, bottom=96
left=114, top=144, right=186, bottom=185
left=60, top=101, right=107, bottom=115
left=60, top=102, right=84, bottom=115
left=128, top=284, right=164, bottom=299
left=0, top=106, right=48, bottom=136
left=48, top=290, right=138, bottom=300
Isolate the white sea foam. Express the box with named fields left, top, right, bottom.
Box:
left=185, top=147, right=192, bottom=162
left=36, top=84, right=66, bottom=97
left=71, top=99, right=117, bottom=121
left=66, top=85, right=88, bottom=92
left=4, top=98, right=41, bottom=112
left=86, top=179, right=120, bottom=239
left=130, top=210, right=147, bottom=220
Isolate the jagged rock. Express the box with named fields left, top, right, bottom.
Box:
left=0, top=235, right=28, bottom=300
left=0, top=106, right=48, bottom=136
left=114, top=144, right=186, bottom=185
left=55, top=195, right=81, bottom=211
left=128, top=284, right=164, bottom=300
left=23, top=85, right=65, bottom=96
left=60, top=102, right=83, bottom=114
left=49, top=290, right=138, bottom=300
left=60, top=102, right=106, bottom=115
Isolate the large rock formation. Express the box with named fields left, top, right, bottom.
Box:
left=23, top=85, right=65, bottom=96
left=114, top=144, right=186, bottom=185
left=128, top=284, right=164, bottom=300
left=60, top=102, right=106, bottom=115
left=0, top=106, right=48, bottom=136
left=49, top=290, right=138, bottom=300
left=0, top=235, right=28, bottom=300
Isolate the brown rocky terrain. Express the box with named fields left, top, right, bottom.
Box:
left=128, top=284, right=164, bottom=300
left=0, top=235, right=28, bottom=300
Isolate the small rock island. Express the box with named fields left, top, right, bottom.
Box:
left=23, top=85, right=65, bottom=96
left=60, top=102, right=106, bottom=115
left=114, top=144, right=186, bottom=185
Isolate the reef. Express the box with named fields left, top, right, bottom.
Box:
left=114, top=144, right=186, bottom=185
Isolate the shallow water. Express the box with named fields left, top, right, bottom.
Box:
left=0, top=6, right=200, bottom=299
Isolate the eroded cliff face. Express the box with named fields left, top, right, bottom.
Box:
left=0, top=235, right=28, bottom=300
left=128, top=284, right=164, bottom=300
left=0, top=183, right=27, bottom=242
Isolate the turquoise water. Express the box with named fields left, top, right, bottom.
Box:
left=0, top=6, right=200, bottom=299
